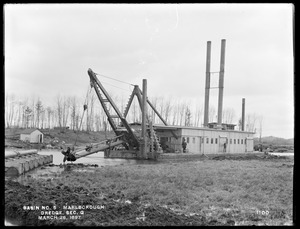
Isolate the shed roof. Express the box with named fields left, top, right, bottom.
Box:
left=20, top=128, right=43, bottom=134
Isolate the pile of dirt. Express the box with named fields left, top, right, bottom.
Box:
left=211, top=154, right=288, bottom=161
left=5, top=179, right=235, bottom=226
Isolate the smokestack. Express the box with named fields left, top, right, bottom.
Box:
left=203, top=41, right=211, bottom=127
left=242, top=98, right=245, bottom=131
left=217, top=39, right=226, bottom=127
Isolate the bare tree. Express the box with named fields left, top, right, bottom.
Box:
left=30, top=96, right=35, bottom=128
left=194, top=104, right=203, bottom=127
left=21, top=97, right=29, bottom=128
left=56, top=95, right=63, bottom=128
left=5, top=93, right=16, bottom=128
left=62, top=96, right=70, bottom=128
left=70, top=96, right=78, bottom=130
left=24, top=106, right=32, bottom=128
left=40, top=108, right=46, bottom=129
left=95, top=114, right=102, bottom=131
left=209, top=106, right=216, bottom=123
left=46, top=107, right=53, bottom=129
left=184, top=106, right=192, bottom=126
left=222, top=107, right=236, bottom=124
left=15, top=100, right=23, bottom=128
left=86, top=93, right=96, bottom=131
left=158, top=96, right=164, bottom=122
left=35, top=98, right=43, bottom=128
left=245, top=113, right=257, bottom=132
left=238, top=118, right=242, bottom=131
left=171, top=99, right=179, bottom=125
left=150, top=96, right=159, bottom=124
left=164, top=97, right=172, bottom=123
left=75, top=114, right=80, bottom=131
left=258, top=115, right=264, bottom=142
left=178, top=102, right=186, bottom=126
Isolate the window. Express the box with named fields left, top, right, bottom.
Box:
left=187, top=137, right=189, bottom=143
left=226, top=138, right=228, bottom=144
left=206, top=138, right=209, bottom=144
left=238, top=139, right=240, bottom=144
left=234, top=139, right=236, bottom=144
left=211, top=138, right=213, bottom=144
left=192, top=138, right=195, bottom=144
left=215, top=138, right=218, bottom=144
left=245, top=139, right=247, bottom=144
left=230, top=139, right=232, bottom=144
left=241, top=139, right=243, bottom=144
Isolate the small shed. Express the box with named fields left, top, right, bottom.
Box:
left=20, top=129, right=44, bottom=143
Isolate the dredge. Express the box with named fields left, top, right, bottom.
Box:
left=63, top=68, right=175, bottom=162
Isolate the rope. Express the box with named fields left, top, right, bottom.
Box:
left=94, top=72, right=135, bottom=86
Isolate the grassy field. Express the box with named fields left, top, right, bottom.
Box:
left=75, top=159, right=294, bottom=225
left=6, top=156, right=294, bottom=226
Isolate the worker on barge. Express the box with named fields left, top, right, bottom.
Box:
left=61, top=147, right=76, bottom=163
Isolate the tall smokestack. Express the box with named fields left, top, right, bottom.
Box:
left=217, top=39, right=226, bottom=127
left=203, top=41, right=211, bottom=127
left=242, top=98, right=245, bottom=131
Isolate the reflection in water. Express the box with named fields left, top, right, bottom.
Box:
left=269, top=152, right=294, bottom=157
left=37, top=149, right=159, bottom=166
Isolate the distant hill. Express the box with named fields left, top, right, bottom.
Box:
left=254, top=136, right=294, bottom=146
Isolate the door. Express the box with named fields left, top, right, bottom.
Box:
left=246, top=138, right=253, bottom=152
left=219, top=137, right=227, bottom=153
left=199, top=137, right=202, bottom=154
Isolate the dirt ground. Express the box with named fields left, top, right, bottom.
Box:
left=5, top=171, right=219, bottom=226
left=5, top=128, right=114, bottom=150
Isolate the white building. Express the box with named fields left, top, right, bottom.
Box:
left=20, top=129, right=44, bottom=143
left=154, top=124, right=254, bottom=154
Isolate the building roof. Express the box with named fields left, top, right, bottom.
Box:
left=153, top=124, right=254, bottom=134
left=208, top=122, right=236, bottom=127
left=20, top=128, right=43, bottom=134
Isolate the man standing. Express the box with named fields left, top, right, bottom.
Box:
left=182, top=137, right=187, bottom=153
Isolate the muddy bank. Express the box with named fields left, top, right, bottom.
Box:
left=5, top=178, right=226, bottom=226
left=211, top=153, right=289, bottom=161
left=5, top=154, right=293, bottom=226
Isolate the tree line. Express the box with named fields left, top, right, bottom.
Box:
left=5, top=92, right=262, bottom=134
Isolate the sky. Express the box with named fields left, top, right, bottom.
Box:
left=4, top=3, right=294, bottom=139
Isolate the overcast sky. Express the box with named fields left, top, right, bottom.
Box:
left=4, top=3, right=294, bottom=139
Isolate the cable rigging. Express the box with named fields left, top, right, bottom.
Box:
left=94, top=72, right=135, bottom=87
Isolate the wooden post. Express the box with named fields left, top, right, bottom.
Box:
left=141, top=79, right=148, bottom=159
